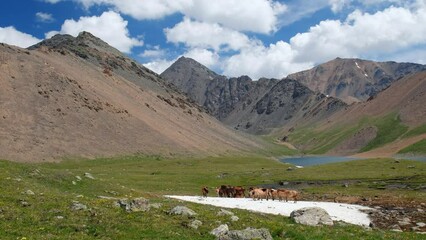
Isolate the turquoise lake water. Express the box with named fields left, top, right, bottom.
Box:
left=280, top=155, right=426, bottom=167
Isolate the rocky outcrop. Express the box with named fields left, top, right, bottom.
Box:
left=290, top=207, right=334, bottom=226
left=117, top=197, right=150, bottom=212
left=161, top=57, right=345, bottom=134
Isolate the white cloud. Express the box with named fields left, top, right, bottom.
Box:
left=0, top=26, right=41, bottom=48
left=290, top=5, right=426, bottom=64
left=45, top=11, right=142, bottom=53
left=36, top=12, right=55, bottom=23
left=139, top=46, right=166, bottom=58
left=46, top=0, right=286, bottom=34
left=223, top=41, right=313, bottom=79
left=181, top=0, right=286, bottom=33
left=165, top=18, right=252, bottom=51
left=143, top=59, right=175, bottom=74
left=329, top=0, right=350, bottom=13
left=184, top=48, right=219, bottom=69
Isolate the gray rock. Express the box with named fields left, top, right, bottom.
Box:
left=211, top=224, right=229, bottom=237
left=84, top=172, right=95, bottom=179
left=188, top=219, right=203, bottom=229
left=71, top=201, right=87, bottom=211
left=169, top=206, right=197, bottom=217
left=417, top=222, right=426, bottom=227
left=217, top=209, right=234, bottom=216
left=149, top=203, right=162, bottom=209
left=72, top=181, right=77, bottom=185
left=117, top=197, right=150, bottom=212
left=55, top=216, right=64, bottom=220
left=398, top=217, right=411, bottom=226
left=24, top=190, right=35, bottom=195
left=20, top=200, right=30, bottom=207
left=219, top=227, right=273, bottom=240
left=231, top=216, right=240, bottom=222
left=290, top=207, right=334, bottom=226
left=76, top=176, right=82, bottom=181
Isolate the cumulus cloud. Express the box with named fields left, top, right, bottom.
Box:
left=184, top=48, right=219, bottom=69
left=0, top=26, right=41, bottom=48
left=290, top=5, right=426, bottom=63
left=143, top=59, right=175, bottom=74
left=45, top=11, right=142, bottom=53
left=165, top=18, right=252, bottom=51
left=139, top=46, right=166, bottom=59
left=223, top=41, right=313, bottom=79
left=36, top=12, right=55, bottom=23
left=181, top=0, right=286, bottom=33
left=46, top=0, right=285, bottom=33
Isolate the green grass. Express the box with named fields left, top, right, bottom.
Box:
left=288, top=114, right=410, bottom=154
left=0, top=156, right=425, bottom=239
left=403, top=124, right=426, bottom=138
left=398, top=139, right=426, bottom=154
left=361, top=114, right=409, bottom=152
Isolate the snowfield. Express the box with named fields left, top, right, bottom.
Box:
left=166, top=195, right=373, bottom=227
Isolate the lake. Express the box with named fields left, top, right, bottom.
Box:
left=280, top=156, right=359, bottom=166
left=280, top=155, right=426, bottom=167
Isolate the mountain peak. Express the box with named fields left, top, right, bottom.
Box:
left=28, top=31, right=122, bottom=56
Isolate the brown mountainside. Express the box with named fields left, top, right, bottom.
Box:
left=288, top=58, right=426, bottom=104
left=0, top=32, right=263, bottom=162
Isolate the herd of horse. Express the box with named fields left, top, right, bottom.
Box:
left=201, top=185, right=299, bottom=202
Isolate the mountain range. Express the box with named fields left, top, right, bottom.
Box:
left=1, top=32, right=425, bottom=161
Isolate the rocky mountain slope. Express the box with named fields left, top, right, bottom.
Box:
left=288, top=58, right=426, bottom=104
left=286, top=71, right=426, bottom=155
left=161, top=57, right=345, bottom=134
left=0, top=32, right=263, bottom=162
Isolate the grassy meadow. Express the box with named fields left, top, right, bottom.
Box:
left=0, top=155, right=425, bottom=239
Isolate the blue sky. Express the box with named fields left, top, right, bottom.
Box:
left=1, top=0, right=425, bottom=79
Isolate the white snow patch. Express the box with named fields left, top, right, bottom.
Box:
left=166, top=195, right=372, bottom=227
left=355, top=62, right=361, bottom=69
left=364, top=73, right=369, bottom=77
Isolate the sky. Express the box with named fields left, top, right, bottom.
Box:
left=0, top=0, right=425, bottom=79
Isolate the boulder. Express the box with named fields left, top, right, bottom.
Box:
left=231, top=216, right=240, bottom=222
left=169, top=206, right=197, bottom=217
left=290, top=207, right=333, bottom=226
left=117, top=197, right=150, bottom=212
left=24, top=190, right=35, bottom=195
left=219, top=227, right=273, bottom=240
left=188, top=219, right=203, bottom=229
left=211, top=224, right=229, bottom=237
left=71, top=201, right=87, bottom=211
left=217, top=209, right=234, bottom=216
left=84, top=172, right=95, bottom=179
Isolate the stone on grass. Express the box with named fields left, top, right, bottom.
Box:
left=84, top=173, right=95, bottom=179
left=219, top=227, right=273, bottom=240
left=290, top=207, right=333, bottom=226
left=117, top=197, right=150, bottom=212
left=210, top=224, right=229, bottom=237
left=217, top=209, right=234, bottom=216
left=71, top=201, right=88, bottom=211
left=169, top=206, right=197, bottom=217
left=231, top=216, right=240, bottom=222
left=24, top=190, right=35, bottom=195
left=417, top=222, right=426, bottom=227
left=188, top=219, right=203, bottom=229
